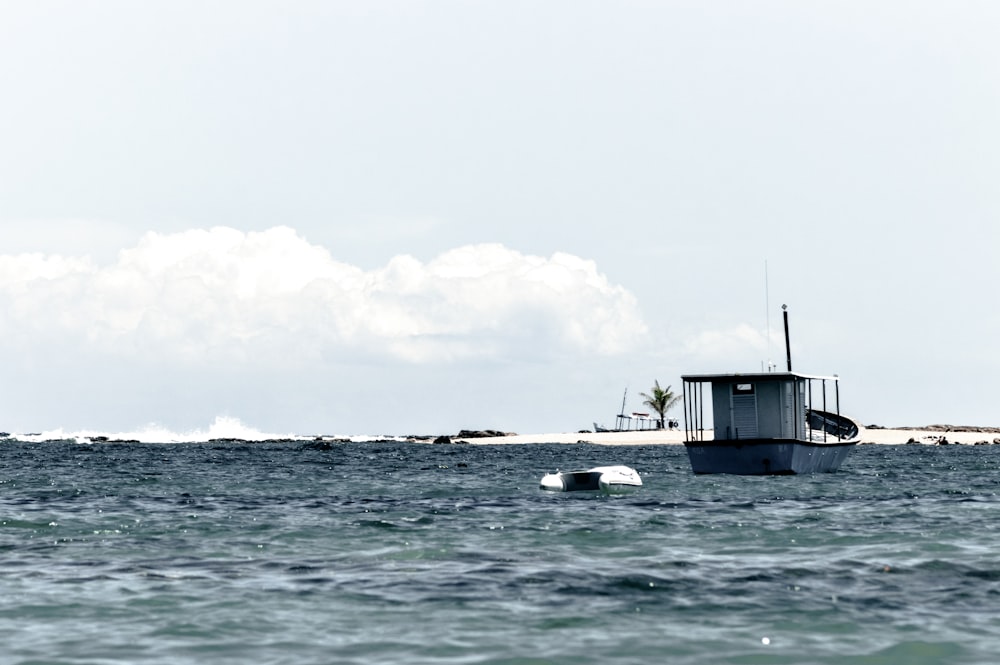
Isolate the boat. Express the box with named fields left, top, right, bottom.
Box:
left=539, top=465, right=643, bottom=493
left=681, top=372, right=860, bottom=474
left=680, top=307, right=860, bottom=475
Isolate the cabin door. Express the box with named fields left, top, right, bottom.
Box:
left=731, top=383, right=758, bottom=439
left=780, top=381, right=795, bottom=438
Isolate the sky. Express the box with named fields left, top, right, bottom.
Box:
left=1, top=0, right=997, bottom=437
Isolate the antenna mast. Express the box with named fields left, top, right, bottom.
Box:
left=765, top=261, right=773, bottom=371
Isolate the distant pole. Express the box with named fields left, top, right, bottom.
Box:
left=616, top=387, right=628, bottom=430
left=782, top=305, right=792, bottom=371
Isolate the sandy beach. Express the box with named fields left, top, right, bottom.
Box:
left=455, top=426, right=1000, bottom=446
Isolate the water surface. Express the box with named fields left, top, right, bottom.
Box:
left=2, top=441, right=999, bottom=664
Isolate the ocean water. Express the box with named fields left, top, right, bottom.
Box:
left=2, top=439, right=1000, bottom=665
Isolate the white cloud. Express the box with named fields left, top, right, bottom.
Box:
left=0, top=226, right=648, bottom=366
left=682, top=323, right=779, bottom=371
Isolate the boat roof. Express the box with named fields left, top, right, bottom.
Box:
left=681, top=371, right=840, bottom=383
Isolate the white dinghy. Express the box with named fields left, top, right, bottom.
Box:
left=539, top=465, right=642, bottom=493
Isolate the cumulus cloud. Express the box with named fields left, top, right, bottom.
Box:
left=0, top=226, right=648, bottom=366
left=681, top=323, right=779, bottom=370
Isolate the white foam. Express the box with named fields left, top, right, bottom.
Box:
left=6, top=415, right=440, bottom=444
left=11, top=416, right=311, bottom=444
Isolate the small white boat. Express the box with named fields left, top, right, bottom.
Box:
left=539, top=465, right=642, bottom=493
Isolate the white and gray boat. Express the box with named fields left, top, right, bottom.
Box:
left=682, top=371, right=860, bottom=475
left=681, top=307, right=861, bottom=475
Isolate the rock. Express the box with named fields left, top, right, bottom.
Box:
left=433, top=436, right=452, bottom=444
left=456, top=429, right=511, bottom=439
left=922, top=425, right=1000, bottom=434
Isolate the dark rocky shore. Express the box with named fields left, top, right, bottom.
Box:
left=866, top=424, right=1000, bottom=433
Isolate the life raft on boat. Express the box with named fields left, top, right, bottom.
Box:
left=539, top=465, right=642, bottom=493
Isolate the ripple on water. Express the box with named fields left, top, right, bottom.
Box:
left=1, top=442, right=1000, bottom=664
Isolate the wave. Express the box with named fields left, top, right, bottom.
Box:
left=2, top=416, right=396, bottom=444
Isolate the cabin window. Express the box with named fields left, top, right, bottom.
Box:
left=733, top=383, right=755, bottom=395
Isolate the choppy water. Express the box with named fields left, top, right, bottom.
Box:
left=3, top=440, right=1000, bottom=664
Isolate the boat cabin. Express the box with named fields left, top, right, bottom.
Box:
left=682, top=372, right=850, bottom=443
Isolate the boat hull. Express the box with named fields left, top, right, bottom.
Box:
left=684, top=438, right=857, bottom=475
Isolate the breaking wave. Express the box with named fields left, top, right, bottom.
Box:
left=1, top=415, right=395, bottom=444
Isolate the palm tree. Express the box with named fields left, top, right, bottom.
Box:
left=639, top=380, right=681, bottom=429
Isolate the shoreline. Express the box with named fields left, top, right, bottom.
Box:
left=453, top=426, right=1000, bottom=446
left=6, top=425, right=998, bottom=446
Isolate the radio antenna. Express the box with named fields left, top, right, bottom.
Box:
left=765, top=261, right=773, bottom=371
